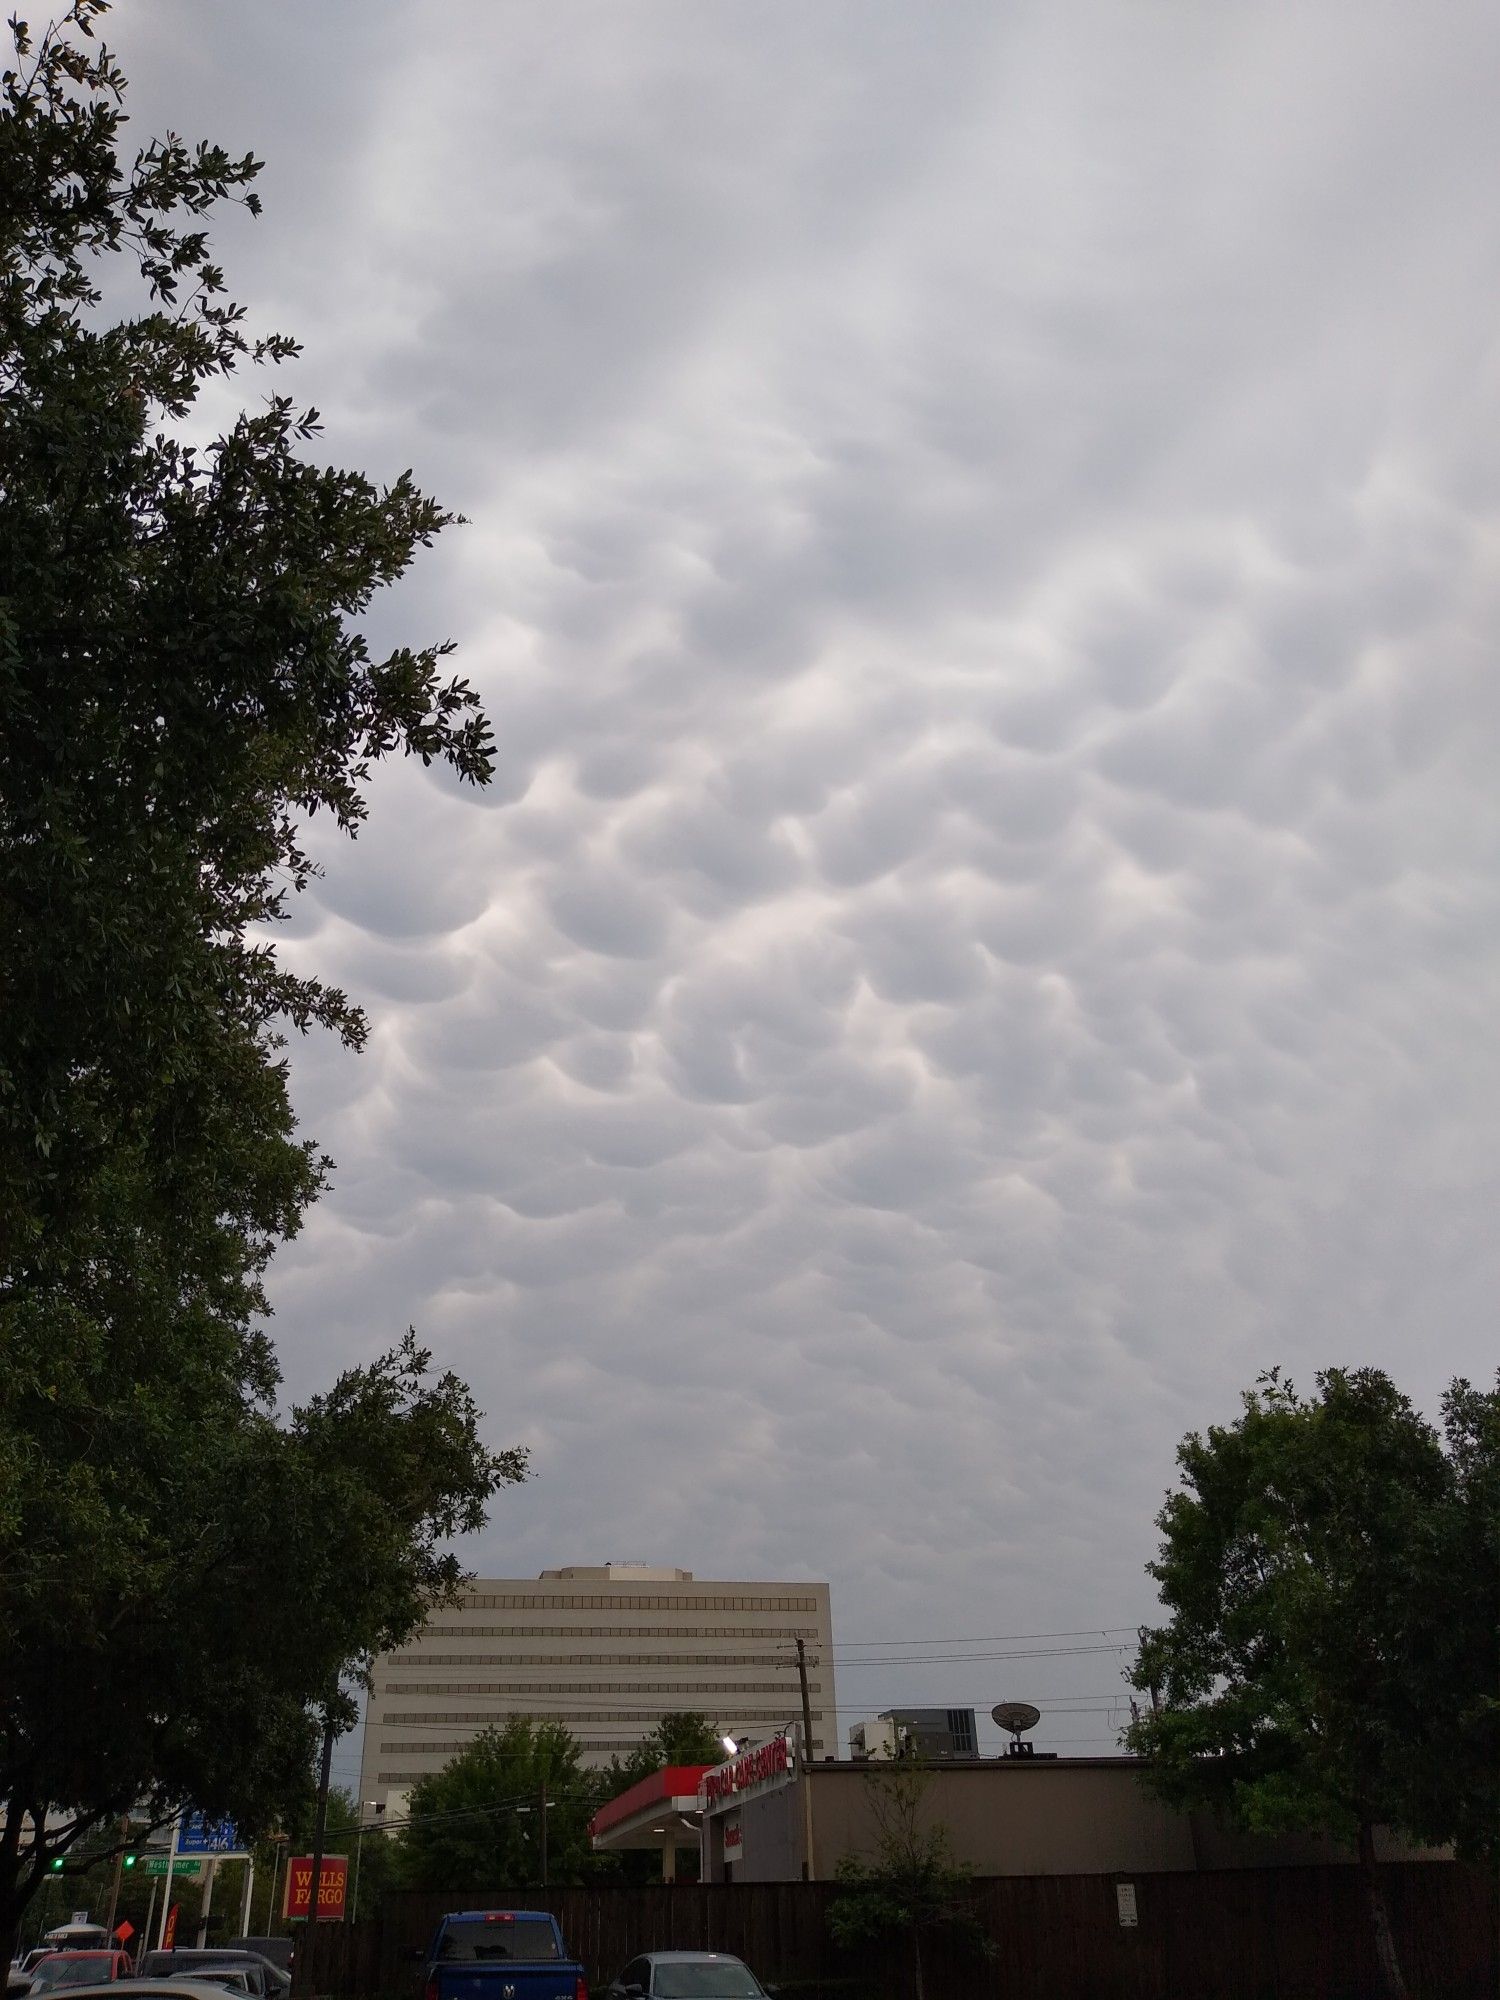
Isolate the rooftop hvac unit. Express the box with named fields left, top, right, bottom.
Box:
left=848, top=1717, right=904, bottom=1760
left=878, top=1708, right=979, bottom=1759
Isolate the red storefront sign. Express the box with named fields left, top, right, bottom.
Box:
left=283, top=1855, right=348, bottom=1921
left=702, top=1731, right=794, bottom=1809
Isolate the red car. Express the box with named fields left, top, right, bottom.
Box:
left=26, top=1956, right=133, bottom=1993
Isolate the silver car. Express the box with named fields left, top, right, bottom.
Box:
left=605, top=1953, right=771, bottom=1999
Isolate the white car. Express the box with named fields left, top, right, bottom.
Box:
left=54, top=1985, right=240, bottom=2000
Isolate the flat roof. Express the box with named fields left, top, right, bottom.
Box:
left=813, top=1756, right=1148, bottom=1773
left=590, top=1766, right=712, bottom=1844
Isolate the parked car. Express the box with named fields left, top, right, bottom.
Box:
left=418, top=1909, right=587, bottom=2000
left=61, top=1983, right=250, bottom=2000
left=8, top=1950, right=53, bottom=1997
left=604, top=1954, right=770, bottom=1999
left=226, top=1942, right=291, bottom=1976
left=138, top=1953, right=289, bottom=2000
left=163, top=1974, right=255, bottom=1996
left=27, top=1956, right=133, bottom=1994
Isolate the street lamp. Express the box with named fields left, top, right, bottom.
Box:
left=351, top=1803, right=382, bottom=1925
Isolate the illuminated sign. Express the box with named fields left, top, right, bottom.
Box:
left=701, top=1729, right=797, bottom=1813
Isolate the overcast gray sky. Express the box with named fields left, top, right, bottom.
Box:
left=115, top=1, right=1499, bottom=1767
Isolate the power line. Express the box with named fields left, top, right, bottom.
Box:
left=824, top=1626, right=1142, bottom=1649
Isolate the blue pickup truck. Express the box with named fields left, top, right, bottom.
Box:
left=420, top=1910, right=587, bottom=2000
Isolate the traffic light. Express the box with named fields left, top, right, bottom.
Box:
left=50, top=1858, right=63, bottom=1872
left=123, top=1853, right=138, bottom=1870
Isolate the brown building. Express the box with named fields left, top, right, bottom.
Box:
left=695, top=1741, right=1446, bottom=1884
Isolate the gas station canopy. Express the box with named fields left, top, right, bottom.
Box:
left=588, top=1766, right=711, bottom=1882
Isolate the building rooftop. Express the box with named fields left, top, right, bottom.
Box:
left=539, top=1564, right=694, bottom=1581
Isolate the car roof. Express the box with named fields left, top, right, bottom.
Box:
left=146, top=1955, right=273, bottom=1968
left=59, top=1988, right=237, bottom=2000
left=642, top=1954, right=749, bottom=1965
left=444, top=1913, right=552, bottom=1925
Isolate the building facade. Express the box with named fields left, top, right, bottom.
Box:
left=694, top=1750, right=1450, bottom=1884
left=359, top=1564, right=835, bottom=1806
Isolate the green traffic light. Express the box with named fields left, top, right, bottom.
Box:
left=50, top=1859, right=63, bottom=1872
left=123, top=1854, right=138, bottom=1869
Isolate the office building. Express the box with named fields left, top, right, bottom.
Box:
left=359, top=1564, right=835, bottom=1806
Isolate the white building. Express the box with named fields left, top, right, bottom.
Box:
left=358, top=1564, right=836, bottom=1805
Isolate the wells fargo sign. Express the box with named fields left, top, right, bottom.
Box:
left=702, top=1729, right=796, bottom=1811
left=283, top=1855, right=348, bottom=1921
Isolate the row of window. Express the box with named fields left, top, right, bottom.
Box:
left=413, top=1625, right=821, bottom=1643
left=460, top=1594, right=821, bottom=1612
left=377, top=1680, right=821, bottom=1698
left=379, top=1707, right=823, bottom=1728
left=373, top=1747, right=651, bottom=1778
left=381, top=1653, right=805, bottom=1671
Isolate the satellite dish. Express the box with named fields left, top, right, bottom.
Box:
left=991, top=1702, right=1041, bottom=1735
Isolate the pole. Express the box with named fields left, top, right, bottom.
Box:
left=141, top=1882, right=159, bottom=1965
left=195, top=1855, right=218, bottom=1947
left=103, top=1817, right=129, bottom=1935
left=156, top=1813, right=181, bottom=1949
left=239, top=1859, right=255, bottom=1937
left=350, top=1821, right=363, bottom=1927
left=795, top=1637, right=815, bottom=1754
left=267, top=1845, right=283, bottom=1933
left=539, top=1789, right=548, bottom=1890
left=306, top=1706, right=336, bottom=1936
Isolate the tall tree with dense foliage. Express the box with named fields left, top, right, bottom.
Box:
left=395, top=1724, right=598, bottom=1890
left=601, top=1713, right=726, bottom=1798
left=1127, top=1366, right=1499, bottom=2000
left=0, top=1, right=521, bottom=1963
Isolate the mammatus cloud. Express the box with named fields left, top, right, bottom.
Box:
left=119, top=0, right=1500, bottom=1754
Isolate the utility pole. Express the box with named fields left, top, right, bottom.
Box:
left=795, top=1637, right=815, bottom=1755
left=305, top=1704, right=337, bottom=1941
left=538, top=1789, right=548, bottom=1889
left=103, top=1815, right=130, bottom=1935
left=795, top=1638, right=817, bottom=1884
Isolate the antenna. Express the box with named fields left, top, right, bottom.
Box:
left=991, top=1701, right=1042, bottom=1757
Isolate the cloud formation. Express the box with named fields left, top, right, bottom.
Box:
left=119, top=0, right=1500, bottom=1753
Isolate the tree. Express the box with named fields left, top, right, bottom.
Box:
left=827, top=1761, right=989, bottom=2000
left=0, top=2, right=522, bottom=1964
left=599, top=1713, right=726, bottom=1799
left=0, top=1332, right=525, bottom=1959
left=395, top=1723, right=598, bottom=1890
left=1126, top=1366, right=1500, bottom=2000
left=594, top=1713, right=725, bottom=1884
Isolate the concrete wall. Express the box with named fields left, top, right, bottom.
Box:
left=808, top=1760, right=1196, bottom=1880
left=702, top=1759, right=1451, bottom=1883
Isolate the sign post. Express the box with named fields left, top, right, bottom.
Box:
left=155, top=1813, right=181, bottom=1949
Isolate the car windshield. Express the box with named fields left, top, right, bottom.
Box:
left=31, top=1964, right=115, bottom=1990
left=143, top=1960, right=250, bottom=1978
left=438, top=1922, right=559, bottom=1964
left=653, top=1966, right=762, bottom=1998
